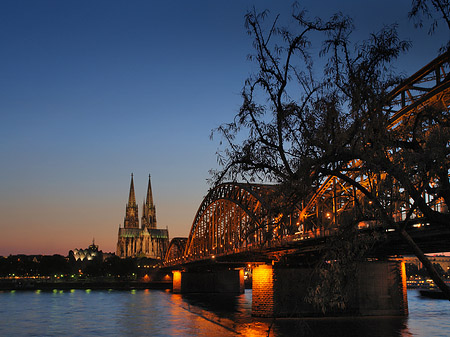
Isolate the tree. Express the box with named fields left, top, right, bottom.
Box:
left=212, top=4, right=450, bottom=306
left=409, top=0, right=450, bottom=32
left=409, top=0, right=450, bottom=55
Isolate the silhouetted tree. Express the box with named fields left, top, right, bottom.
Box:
left=104, top=256, right=137, bottom=278
left=212, top=3, right=450, bottom=307
left=410, top=0, right=450, bottom=52
left=410, top=0, right=450, bottom=31
left=38, top=255, right=70, bottom=276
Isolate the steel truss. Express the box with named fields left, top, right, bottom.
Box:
left=164, top=53, right=450, bottom=266
left=298, top=52, right=450, bottom=233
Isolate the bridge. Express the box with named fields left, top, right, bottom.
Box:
left=161, top=52, right=450, bottom=317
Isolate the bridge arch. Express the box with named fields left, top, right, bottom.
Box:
left=184, top=183, right=296, bottom=258
left=164, top=237, right=187, bottom=263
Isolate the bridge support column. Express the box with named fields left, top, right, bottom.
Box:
left=252, top=264, right=274, bottom=317
left=172, top=269, right=244, bottom=294
left=252, top=261, right=407, bottom=317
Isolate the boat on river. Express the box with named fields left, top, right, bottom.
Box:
left=419, top=289, right=448, bottom=299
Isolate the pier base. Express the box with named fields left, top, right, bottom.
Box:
left=172, top=269, right=244, bottom=294
left=252, top=261, right=408, bottom=317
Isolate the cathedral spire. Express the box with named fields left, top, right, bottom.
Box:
left=146, top=174, right=154, bottom=208
left=124, top=173, right=139, bottom=228
left=142, top=174, right=157, bottom=229
left=117, top=173, right=168, bottom=259
left=128, top=173, right=137, bottom=207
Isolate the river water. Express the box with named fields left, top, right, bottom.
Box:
left=0, top=289, right=449, bottom=336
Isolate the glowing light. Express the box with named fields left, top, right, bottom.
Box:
left=253, top=264, right=273, bottom=297
left=173, top=270, right=182, bottom=293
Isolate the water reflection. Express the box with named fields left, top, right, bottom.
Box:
left=166, top=292, right=237, bottom=336
left=0, top=289, right=447, bottom=336
left=178, top=291, right=410, bottom=337
left=178, top=292, right=269, bottom=336
left=275, top=317, right=409, bottom=337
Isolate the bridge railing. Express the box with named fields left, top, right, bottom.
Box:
left=162, top=214, right=448, bottom=267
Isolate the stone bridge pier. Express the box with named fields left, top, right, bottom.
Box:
left=172, top=268, right=244, bottom=294
left=252, top=260, right=408, bottom=317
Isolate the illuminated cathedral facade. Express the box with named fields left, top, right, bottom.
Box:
left=116, top=174, right=169, bottom=259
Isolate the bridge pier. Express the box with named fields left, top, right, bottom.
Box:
left=252, top=260, right=408, bottom=317
left=172, top=268, right=244, bottom=294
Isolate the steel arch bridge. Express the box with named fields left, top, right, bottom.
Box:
left=164, top=52, right=450, bottom=267
left=298, top=51, right=450, bottom=233
left=164, top=183, right=299, bottom=264
left=164, top=237, right=187, bottom=262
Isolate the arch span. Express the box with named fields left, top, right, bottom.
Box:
left=184, top=183, right=297, bottom=259
left=164, top=237, right=187, bottom=263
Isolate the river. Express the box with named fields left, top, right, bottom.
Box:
left=0, top=289, right=449, bottom=336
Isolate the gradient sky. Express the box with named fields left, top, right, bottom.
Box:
left=0, top=1, right=448, bottom=256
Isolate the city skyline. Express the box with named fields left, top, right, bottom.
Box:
left=1, top=0, right=448, bottom=255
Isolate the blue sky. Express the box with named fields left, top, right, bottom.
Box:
left=0, top=1, right=448, bottom=255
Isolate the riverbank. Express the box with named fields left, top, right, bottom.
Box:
left=0, top=278, right=171, bottom=291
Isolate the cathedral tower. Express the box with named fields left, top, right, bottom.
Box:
left=142, top=174, right=157, bottom=230
left=117, top=173, right=169, bottom=259
left=124, top=173, right=139, bottom=228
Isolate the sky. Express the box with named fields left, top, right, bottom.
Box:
left=0, top=1, right=448, bottom=256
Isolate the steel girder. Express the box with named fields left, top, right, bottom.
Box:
left=387, top=51, right=450, bottom=127
left=184, top=183, right=291, bottom=259
left=298, top=52, right=450, bottom=232
left=163, top=53, right=450, bottom=267
left=164, top=237, right=187, bottom=263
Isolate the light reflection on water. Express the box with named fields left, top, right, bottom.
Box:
left=0, top=289, right=448, bottom=336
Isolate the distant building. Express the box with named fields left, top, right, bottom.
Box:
left=69, top=239, right=102, bottom=262
left=116, top=174, right=169, bottom=259
left=403, top=255, right=450, bottom=273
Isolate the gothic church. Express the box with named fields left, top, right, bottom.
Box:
left=116, top=174, right=169, bottom=259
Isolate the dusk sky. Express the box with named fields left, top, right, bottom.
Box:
left=1, top=1, right=448, bottom=256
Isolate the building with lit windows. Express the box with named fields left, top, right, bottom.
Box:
left=116, top=174, right=169, bottom=259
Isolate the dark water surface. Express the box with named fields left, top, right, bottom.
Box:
left=0, top=289, right=449, bottom=336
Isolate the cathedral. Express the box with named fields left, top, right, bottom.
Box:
left=116, top=174, right=169, bottom=259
